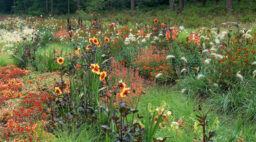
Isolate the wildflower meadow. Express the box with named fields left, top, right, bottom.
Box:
left=0, top=0, right=256, bottom=142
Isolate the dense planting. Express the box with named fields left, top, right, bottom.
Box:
left=0, top=12, right=255, bottom=142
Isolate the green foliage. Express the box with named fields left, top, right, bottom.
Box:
left=35, top=43, right=71, bottom=72
left=1, top=0, right=256, bottom=21
left=12, top=41, right=36, bottom=69
left=0, top=0, right=14, bottom=13
left=11, top=0, right=77, bottom=15
left=52, top=125, right=100, bottom=142
left=138, top=87, right=256, bottom=141
left=0, top=54, right=15, bottom=66
left=1, top=2, right=256, bottom=140
left=85, top=0, right=107, bottom=12
left=143, top=107, right=164, bottom=142
left=38, top=29, right=54, bottom=46
left=100, top=1, right=256, bottom=28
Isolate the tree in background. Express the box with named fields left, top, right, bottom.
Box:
left=202, top=0, right=207, bottom=6
left=68, top=0, right=70, bottom=14
left=0, top=0, right=13, bottom=13
left=131, top=0, right=135, bottom=10
left=0, top=0, right=254, bottom=15
left=51, top=0, right=54, bottom=14
left=226, top=0, right=233, bottom=11
left=77, top=0, right=80, bottom=11
left=169, top=0, right=175, bottom=11
left=179, top=0, right=184, bottom=13
left=45, top=0, right=48, bottom=13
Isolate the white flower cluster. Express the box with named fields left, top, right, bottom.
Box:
left=0, top=26, right=36, bottom=43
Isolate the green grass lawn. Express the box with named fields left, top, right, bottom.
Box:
left=137, top=86, right=256, bottom=142
left=0, top=54, right=15, bottom=66
left=0, top=42, right=14, bottom=66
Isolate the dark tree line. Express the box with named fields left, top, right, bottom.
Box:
left=0, top=0, right=246, bottom=15
left=167, top=0, right=234, bottom=13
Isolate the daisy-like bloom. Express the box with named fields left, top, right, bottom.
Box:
left=154, top=19, right=158, bottom=24
left=120, top=88, right=130, bottom=98
left=91, top=64, right=100, bottom=74
left=104, top=37, right=110, bottom=43
left=89, top=38, right=93, bottom=43
left=93, top=38, right=99, bottom=45
left=97, top=43, right=101, bottom=47
left=99, top=71, right=107, bottom=81
left=110, top=23, right=115, bottom=28
left=57, top=57, right=64, bottom=65
left=55, top=87, right=62, bottom=95
left=93, top=67, right=100, bottom=74
left=90, top=64, right=95, bottom=69
left=86, top=44, right=91, bottom=50
left=118, top=80, right=126, bottom=90
left=161, top=23, right=165, bottom=28
left=75, top=48, right=80, bottom=56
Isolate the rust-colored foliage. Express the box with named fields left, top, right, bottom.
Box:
left=0, top=66, right=54, bottom=141
left=108, top=58, right=149, bottom=105
left=0, top=66, right=28, bottom=107
left=0, top=65, right=29, bottom=81
left=135, top=46, right=172, bottom=79
left=53, top=30, right=71, bottom=39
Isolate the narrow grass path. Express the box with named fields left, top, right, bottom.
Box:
left=137, top=86, right=256, bottom=142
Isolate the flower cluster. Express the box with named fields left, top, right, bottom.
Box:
left=135, top=46, right=173, bottom=81
left=108, top=58, right=147, bottom=104
left=148, top=102, right=183, bottom=131
left=90, top=64, right=107, bottom=81
left=189, top=33, right=200, bottom=46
